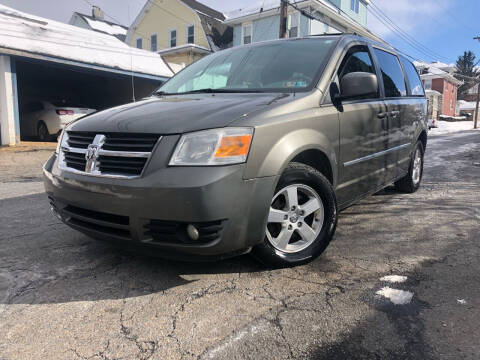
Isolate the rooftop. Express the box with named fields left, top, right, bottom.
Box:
left=157, top=43, right=211, bottom=55
left=0, top=5, right=172, bottom=79
left=72, top=12, right=128, bottom=38
left=179, top=0, right=226, bottom=21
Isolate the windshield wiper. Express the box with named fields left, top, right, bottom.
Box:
left=155, top=88, right=264, bottom=96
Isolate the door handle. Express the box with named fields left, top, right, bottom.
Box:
left=390, top=110, right=400, bottom=118
left=377, top=112, right=387, bottom=119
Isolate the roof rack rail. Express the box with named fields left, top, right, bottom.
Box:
left=310, top=32, right=345, bottom=37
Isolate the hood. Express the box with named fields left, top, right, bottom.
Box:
left=68, top=93, right=294, bottom=134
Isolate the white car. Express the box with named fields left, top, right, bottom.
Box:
left=21, top=101, right=96, bottom=141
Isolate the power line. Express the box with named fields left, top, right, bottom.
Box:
left=367, top=7, right=456, bottom=64
left=366, top=7, right=435, bottom=61
left=369, top=0, right=451, bottom=63
left=316, top=0, right=450, bottom=64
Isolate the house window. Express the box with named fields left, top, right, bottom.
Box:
left=187, top=25, right=194, bottom=44
left=288, top=12, right=300, bottom=38
left=136, top=38, right=142, bottom=49
left=450, top=99, right=453, bottom=110
left=150, top=34, right=157, bottom=52
left=423, top=79, right=432, bottom=90
left=351, top=0, right=359, bottom=13
left=242, top=23, right=252, bottom=44
left=170, top=29, right=177, bottom=47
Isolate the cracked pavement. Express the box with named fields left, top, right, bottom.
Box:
left=0, top=131, right=479, bottom=359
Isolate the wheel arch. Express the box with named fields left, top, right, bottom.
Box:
left=418, top=129, right=427, bottom=151
left=246, top=128, right=337, bottom=187
left=291, top=149, right=334, bottom=185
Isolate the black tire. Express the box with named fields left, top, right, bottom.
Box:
left=251, top=162, right=338, bottom=268
left=394, top=141, right=424, bottom=193
left=37, top=122, right=50, bottom=141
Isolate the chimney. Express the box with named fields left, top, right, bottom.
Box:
left=92, top=6, right=104, bottom=20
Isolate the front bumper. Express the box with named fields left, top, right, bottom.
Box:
left=43, top=153, right=277, bottom=260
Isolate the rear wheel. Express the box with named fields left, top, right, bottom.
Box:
left=37, top=122, right=50, bottom=141
left=252, top=162, right=338, bottom=267
left=394, top=141, right=424, bottom=193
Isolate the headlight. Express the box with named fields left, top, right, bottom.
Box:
left=169, top=128, right=254, bottom=166
left=55, top=130, right=65, bottom=154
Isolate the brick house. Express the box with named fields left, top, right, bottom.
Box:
left=415, top=61, right=462, bottom=118
left=462, top=83, right=478, bottom=102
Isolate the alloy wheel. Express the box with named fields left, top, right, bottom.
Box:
left=266, top=184, right=324, bottom=253
left=412, top=148, right=422, bottom=185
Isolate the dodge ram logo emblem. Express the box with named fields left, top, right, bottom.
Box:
left=85, top=134, right=106, bottom=173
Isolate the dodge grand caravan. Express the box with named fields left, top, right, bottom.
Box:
left=44, top=35, right=427, bottom=267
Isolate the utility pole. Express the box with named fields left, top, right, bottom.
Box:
left=474, top=36, right=480, bottom=129
left=474, top=80, right=479, bottom=129
left=279, top=0, right=288, bottom=39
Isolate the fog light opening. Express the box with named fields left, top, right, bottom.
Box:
left=187, top=224, right=199, bottom=241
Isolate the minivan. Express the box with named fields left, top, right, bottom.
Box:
left=44, top=35, right=427, bottom=267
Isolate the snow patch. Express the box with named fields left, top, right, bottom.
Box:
left=376, top=287, right=413, bottom=305
left=380, top=275, right=408, bottom=283
left=84, top=17, right=127, bottom=36
left=429, top=121, right=477, bottom=136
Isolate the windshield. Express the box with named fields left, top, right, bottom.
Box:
left=157, top=38, right=338, bottom=94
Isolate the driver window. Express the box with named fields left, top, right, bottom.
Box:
left=337, top=46, right=378, bottom=99
left=338, top=47, right=376, bottom=81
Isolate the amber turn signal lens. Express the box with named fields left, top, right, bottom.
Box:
left=214, top=135, right=253, bottom=158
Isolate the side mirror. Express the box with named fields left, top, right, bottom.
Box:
left=339, top=72, right=378, bottom=99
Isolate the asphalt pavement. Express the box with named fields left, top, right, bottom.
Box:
left=0, top=131, right=479, bottom=359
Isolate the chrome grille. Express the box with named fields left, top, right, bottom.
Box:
left=59, top=131, right=161, bottom=178
left=67, top=132, right=96, bottom=149
left=64, top=151, right=87, bottom=171
left=98, top=155, right=148, bottom=175
left=102, top=134, right=160, bottom=152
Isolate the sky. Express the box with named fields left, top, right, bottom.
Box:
left=0, top=0, right=478, bottom=64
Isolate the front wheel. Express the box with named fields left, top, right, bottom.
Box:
left=394, top=141, right=424, bottom=193
left=251, top=162, right=338, bottom=267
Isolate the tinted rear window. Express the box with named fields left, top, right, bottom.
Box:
left=400, top=57, right=425, bottom=96
left=373, top=49, right=407, bottom=98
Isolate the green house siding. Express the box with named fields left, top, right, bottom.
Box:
left=230, top=0, right=369, bottom=47
left=232, top=14, right=313, bottom=46
left=337, top=0, right=368, bottom=26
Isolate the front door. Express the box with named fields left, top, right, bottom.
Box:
left=335, top=45, right=389, bottom=207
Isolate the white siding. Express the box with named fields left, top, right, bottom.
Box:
left=0, top=55, right=16, bottom=145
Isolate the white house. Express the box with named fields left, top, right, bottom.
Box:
left=224, top=0, right=383, bottom=47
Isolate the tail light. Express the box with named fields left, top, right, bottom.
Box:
left=56, top=109, right=74, bottom=115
